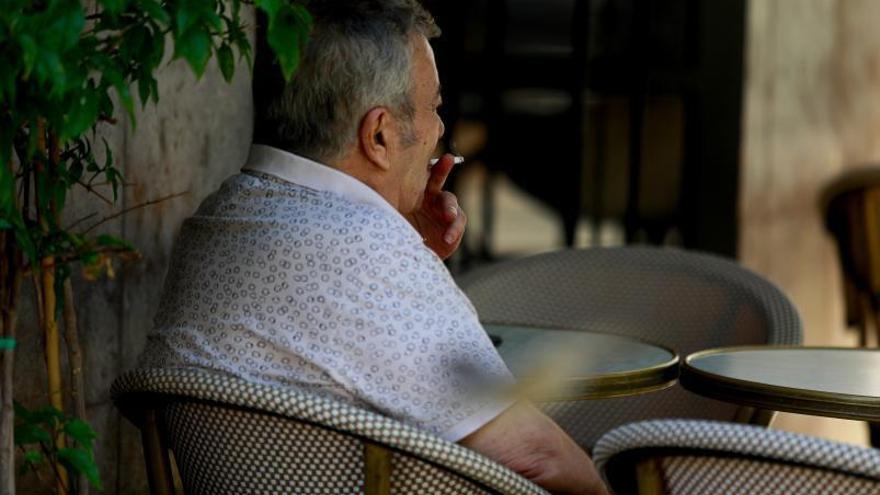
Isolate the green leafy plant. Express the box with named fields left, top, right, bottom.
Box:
left=0, top=0, right=312, bottom=492
left=14, top=403, right=100, bottom=492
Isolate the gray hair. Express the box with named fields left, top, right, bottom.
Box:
left=259, top=0, right=440, bottom=163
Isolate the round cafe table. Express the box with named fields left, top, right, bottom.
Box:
left=485, top=324, right=679, bottom=402
left=681, top=346, right=880, bottom=422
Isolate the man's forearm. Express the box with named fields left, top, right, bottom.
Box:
left=459, top=403, right=608, bottom=495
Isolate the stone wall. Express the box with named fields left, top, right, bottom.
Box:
left=740, top=0, right=880, bottom=445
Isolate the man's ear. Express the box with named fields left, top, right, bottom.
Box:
left=360, top=107, right=394, bottom=171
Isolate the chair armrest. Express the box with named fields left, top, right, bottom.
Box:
left=593, top=419, right=880, bottom=481
left=112, top=367, right=549, bottom=495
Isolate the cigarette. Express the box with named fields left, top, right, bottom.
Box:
left=429, top=155, right=465, bottom=166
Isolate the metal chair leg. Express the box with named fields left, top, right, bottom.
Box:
left=734, top=406, right=776, bottom=426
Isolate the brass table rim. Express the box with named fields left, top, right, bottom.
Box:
left=486, top=323, right=680, bottom=401
left=681, top=345, right=880, bottom=421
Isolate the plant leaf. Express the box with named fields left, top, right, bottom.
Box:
left=137, top=0, right=170, bottom=25
left=120, top=25, right=150, bottom=64
left=0, top=158, right=15, bottom=220
left=255, top=0, right=281, bottom=18
left=265, top=3, right=312, bottom=81
left=175, top=28, right=211, bottom=78
left=19, top=35, right=37, bottom=76
left=18, top=405, right=64, bottom=424
left=217, top=44, right=234, bottom=82
left=115, top=82, right=135, bottom=127
left=46, top=4, right=85, bottom=51
left=14, top=423, right=52, bottom=445
left=102, top=137, right=114, bottom=172
left=137, top=76, right=151, bottom=108
left=57, top=448, right=102, bottom=490
left=64, top=419, right=97, bottom=450
left=23, top=450, right=43, bottom=466
left=100, top=0, right=128, bottom=16
left=175, top=0, right=198, bottom=34
left=150, top=76, right=159, bottom=104
left=63, top=86, right=99, bottom=139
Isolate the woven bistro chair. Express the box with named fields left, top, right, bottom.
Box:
left=456, top=246, right=803, bottom=450
left=112, top=367, right=548, bottom=495
left=593, top=419, right=880, bottom=495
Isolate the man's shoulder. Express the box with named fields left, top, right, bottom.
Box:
left=198, top=171, right=374, bottom=218
left=189, top=171, right=420, bottom=246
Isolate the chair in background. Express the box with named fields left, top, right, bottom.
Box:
left=822, top=168, right=880, bottom=349
left=822, top=168, right=880, bottom=447
left=456, top=246, right=802, bottom=450
left=112, top=368, right=548, bottom=495
left=593, top=419, right=880, bottom=495
left=480, top=0, right=590, bottom=249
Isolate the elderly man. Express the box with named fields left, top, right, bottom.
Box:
left=141, top=1, right=607, bottom=493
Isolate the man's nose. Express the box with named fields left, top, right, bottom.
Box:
left=439, top=119, right=446, bottom=140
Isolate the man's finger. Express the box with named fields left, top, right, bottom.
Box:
left=443, top=206, right=467, bottom=245
left=427, top=153, right=457, bottom=195
left=434, top=191, right=460, bottom=222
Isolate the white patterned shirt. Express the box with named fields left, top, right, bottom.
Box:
left=140, top=145, right=514, bottom=441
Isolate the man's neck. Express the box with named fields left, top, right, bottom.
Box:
left=329, top=154, right=401, bottom=212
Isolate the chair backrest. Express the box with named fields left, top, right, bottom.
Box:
left=593, top=419, right=880, bottom=495
left=822, top=167, right=880, bottom=345
left=456, top=246, right=802, bottom=449
left=112, top=368, right=547, bottom=495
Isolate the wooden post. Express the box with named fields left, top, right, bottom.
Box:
left=635, top=457, right=666, bottom=495
left=141, top=409, right=175, bottom=495
left=364, top=442, right=392, bottom=495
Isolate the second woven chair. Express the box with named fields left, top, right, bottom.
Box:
left=456, top=246, right=802, bottom=450
left=594, top=419, right=880, bottom=494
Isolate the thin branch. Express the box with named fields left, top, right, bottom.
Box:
left=49, top=134, right=61, bottom=220
left=16, top=446, right=48, bottom=486
left=62, top=279, right=89, bottom=495
left=31, top=264, right=45, bottom=335
left=22, top=246, right=140, bottom=277
left=76, top=180, right=113, bottom=206
left=65, top=212, right=99, bottom=232
left=82, top=190, right=189, bottom=234
left=37, top=441, right=68, bottom=495
left=87, top=181, right=137, bottom=188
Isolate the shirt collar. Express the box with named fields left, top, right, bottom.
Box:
left=242, top=144, right=400, bottom=217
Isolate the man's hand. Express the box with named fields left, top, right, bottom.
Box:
left=406, top=153, right=466, bottom=260
left=461, top=403, right=610, bottom=495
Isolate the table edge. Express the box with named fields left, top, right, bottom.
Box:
left=681, top=346, right=880, bottom=421
left=540, top=359, right=680, bottom=401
